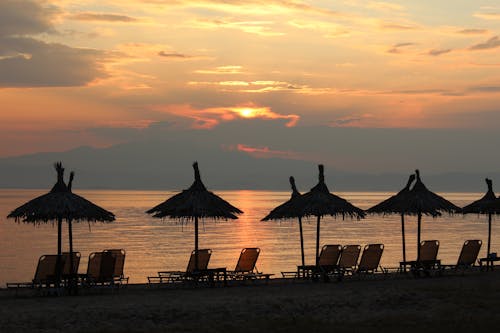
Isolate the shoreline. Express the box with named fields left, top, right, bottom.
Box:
left=1, top=270, right=499, bottom=332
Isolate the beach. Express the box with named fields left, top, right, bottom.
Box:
left=1, top=270, right=499, bottom=333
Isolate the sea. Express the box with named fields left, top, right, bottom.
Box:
left=0, top=189, right=497, bottom=286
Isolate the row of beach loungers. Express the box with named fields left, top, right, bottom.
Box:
left=6, top=239, right=493, bottom=294
left=7, top=249, right=129, bottom=293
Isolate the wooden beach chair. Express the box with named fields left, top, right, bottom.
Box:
left=104, top=249, right=129, bottom=285
left=7, top=254, right=63, bottom=291
left=148, top=249, right=212, bottom=285
left=227, top=248, right=273, bottom=281
left=62, top=251, right=81, bottom=277
left=442, top=240, right=482, bottom=272
left=356, top=244, right=385, bottom=274
left=400, top=240, right=441, bottom=276
left=81, top=251, right=117, bottom=287
left=338, top=245, right=362, bottom=274
left=289, top=244, right=342, bottom=279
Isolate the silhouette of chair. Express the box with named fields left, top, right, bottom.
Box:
left=356, top=244, right=385, bottom=274
left=62, top=251, right=81, bottom=277
left=442, top=240, right=482, bottom=272
left=290, top=244, right=342, bottom=279
left=400, top=240, right=441, bottom=275
left=81, top=251, right=117, bottom=286
left=103, top=249, right=129, bottom=285
left=228, top=248, right=273, bottom=281
left=148, top=249, right=212, bottom=284
left=338, top=245, right=362, bottom=274
left=7, top=254, right=64, bottom=291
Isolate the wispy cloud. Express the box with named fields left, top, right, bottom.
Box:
left=194, top=65, right=245, bottom=75
left=387, top=42, right=415, bottom=54
left=474, top=12, right=500, bottom=20
left=157, top=104, right=300, bottom=129
left=469, top=36, right=500, bottom=50
left=427, top=48, right=451, bottom=56
left=230, top=144, right=303, bottom=160
left=69, top=12, right=138, bottom=22
left=457, top=28, right=489, bottom=35
left=380, top=23, right=418, bottom=30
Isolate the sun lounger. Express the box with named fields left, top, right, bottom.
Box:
left=338, top=245, right=362, bottom=275
left=356, top=244, right=385, bottom=274
left=442, top=240, right=482, bottom=272
left=104, top=249, right=129, bottom=285
left=80, top=251, right=119, bottom=287
left=7, top=254, right=64, bottom=292
left=227, top=248, right=273, bottom=281
left=62, top=251, right=81, bottom=277
left=400, top=240, right=441, bottom=276
left=287, top=245, right=342, bottom=279
left=148, top=249, right=212, bottom=285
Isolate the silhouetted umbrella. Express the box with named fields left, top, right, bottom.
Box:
left=7, top=162, right=115, bottom=286
left=403, top=169, right=460, bottom=261
left=262, top=176, right=306, bottom=266
left=146, top=162, right=243, bottom=270
left=462, top=178, right=497, bottom=257
left=367, top=174, right=416, bottom=265
left=295, top=165, right=365, bottom=267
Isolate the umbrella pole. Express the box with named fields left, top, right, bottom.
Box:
left=488, top=212, right=492, bottom=258
left=57, top=217, right=63, bottom=288
left=195, top=216, right=199, bottom=271
left=315, top=216, right=321, bottom=267
left=298, top=217, right=305, bottom=267
left=401, top=214, right=406, bottom=272
left=417, top=212, right=422, bottom=262
left=68, top=219, right=75, bottom=295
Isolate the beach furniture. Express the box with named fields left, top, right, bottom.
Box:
left=148, top=249, right=213, bottom=285
left=400, top=240, right=441, bottom=276
left=338, top=244, right=362, bottom=274
left=227, top=248, right=273, bottom=281
left=80, top=250, right=127, bottom=287
left=62, top=251, right=81, bottom=277
left=287, top=244, right=342, bottom=279
left=442, top=240, right=482, bottom=272
left=104, top=249, right=129, bottom=284
left=356, top=244, right=385, bottom=274
left=7, top=254, right=64, bottom=292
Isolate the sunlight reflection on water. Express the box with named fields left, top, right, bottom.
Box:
left=0, top=189, right=497, bottom=285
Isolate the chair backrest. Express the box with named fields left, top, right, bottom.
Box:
left=358, top=244, right=384, bottom=272
left=33, top=254, right=61, bottom=283
left=419, top=240, right=439, bottom=261
left=186, top=249, right=212, bottom=273
left=457, top=240, right=482, bottom=266
left=318, top=245, right=342, bottom=266
left=62, top=252, right=81, bottom=276
left=87, top=251, right=116, bottom=282
left=234, top=248, right=260, bottom=273
left=104, top=249, right=125, bottom=277
left=338, top=245, right=361, bottom=270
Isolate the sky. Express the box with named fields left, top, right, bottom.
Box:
left=1, top=0, right=500, bottom=178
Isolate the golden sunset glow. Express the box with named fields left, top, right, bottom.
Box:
left=0, top=1, right=499, bottom=172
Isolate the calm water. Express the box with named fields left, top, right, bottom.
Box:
left=0, top=189, right=497, bottom=286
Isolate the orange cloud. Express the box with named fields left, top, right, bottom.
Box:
left=158, top=104, right=299, bottom=128
left=230, top=144, right=301, bottom=160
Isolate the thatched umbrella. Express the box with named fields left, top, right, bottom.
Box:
left=367, top=174, right=416, bottom=266
left=403, top=169, right=460, bottom=261
left=462, top=178, right=497, bottom=258
left=295, top=165, right=365, bottom=267
left=146, top=162, right=243, bottom=270
left=262, top=176, right=306, bottom=266
left=7, top=162, right=115, bottom=286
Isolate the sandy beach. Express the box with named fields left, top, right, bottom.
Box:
left=1, top=270, right=499, bottom=333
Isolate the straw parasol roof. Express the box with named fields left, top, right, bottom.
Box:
left=7, top=162, right=115, bottom=288
left=146, top=162, right=242, bottom=269
left=462, top=178, right=498, bottom=257
left=367, top=174, right=415, bottom=265
left=402, top=169, right=460, bottom=260
left=262, top=176, right=306, bottom=266
left=294, top=165, right=365, bottom=266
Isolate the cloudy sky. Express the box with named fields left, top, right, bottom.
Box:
left=1, top=0, right=500, bottom=176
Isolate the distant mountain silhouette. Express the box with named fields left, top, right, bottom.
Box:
left=0, top=140, right=498, bottom=191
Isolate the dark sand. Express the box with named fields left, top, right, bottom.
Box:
left=1, top=270, right=499, bottom=333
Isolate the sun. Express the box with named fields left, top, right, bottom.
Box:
left=238, top=108, right=256, bottom=118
